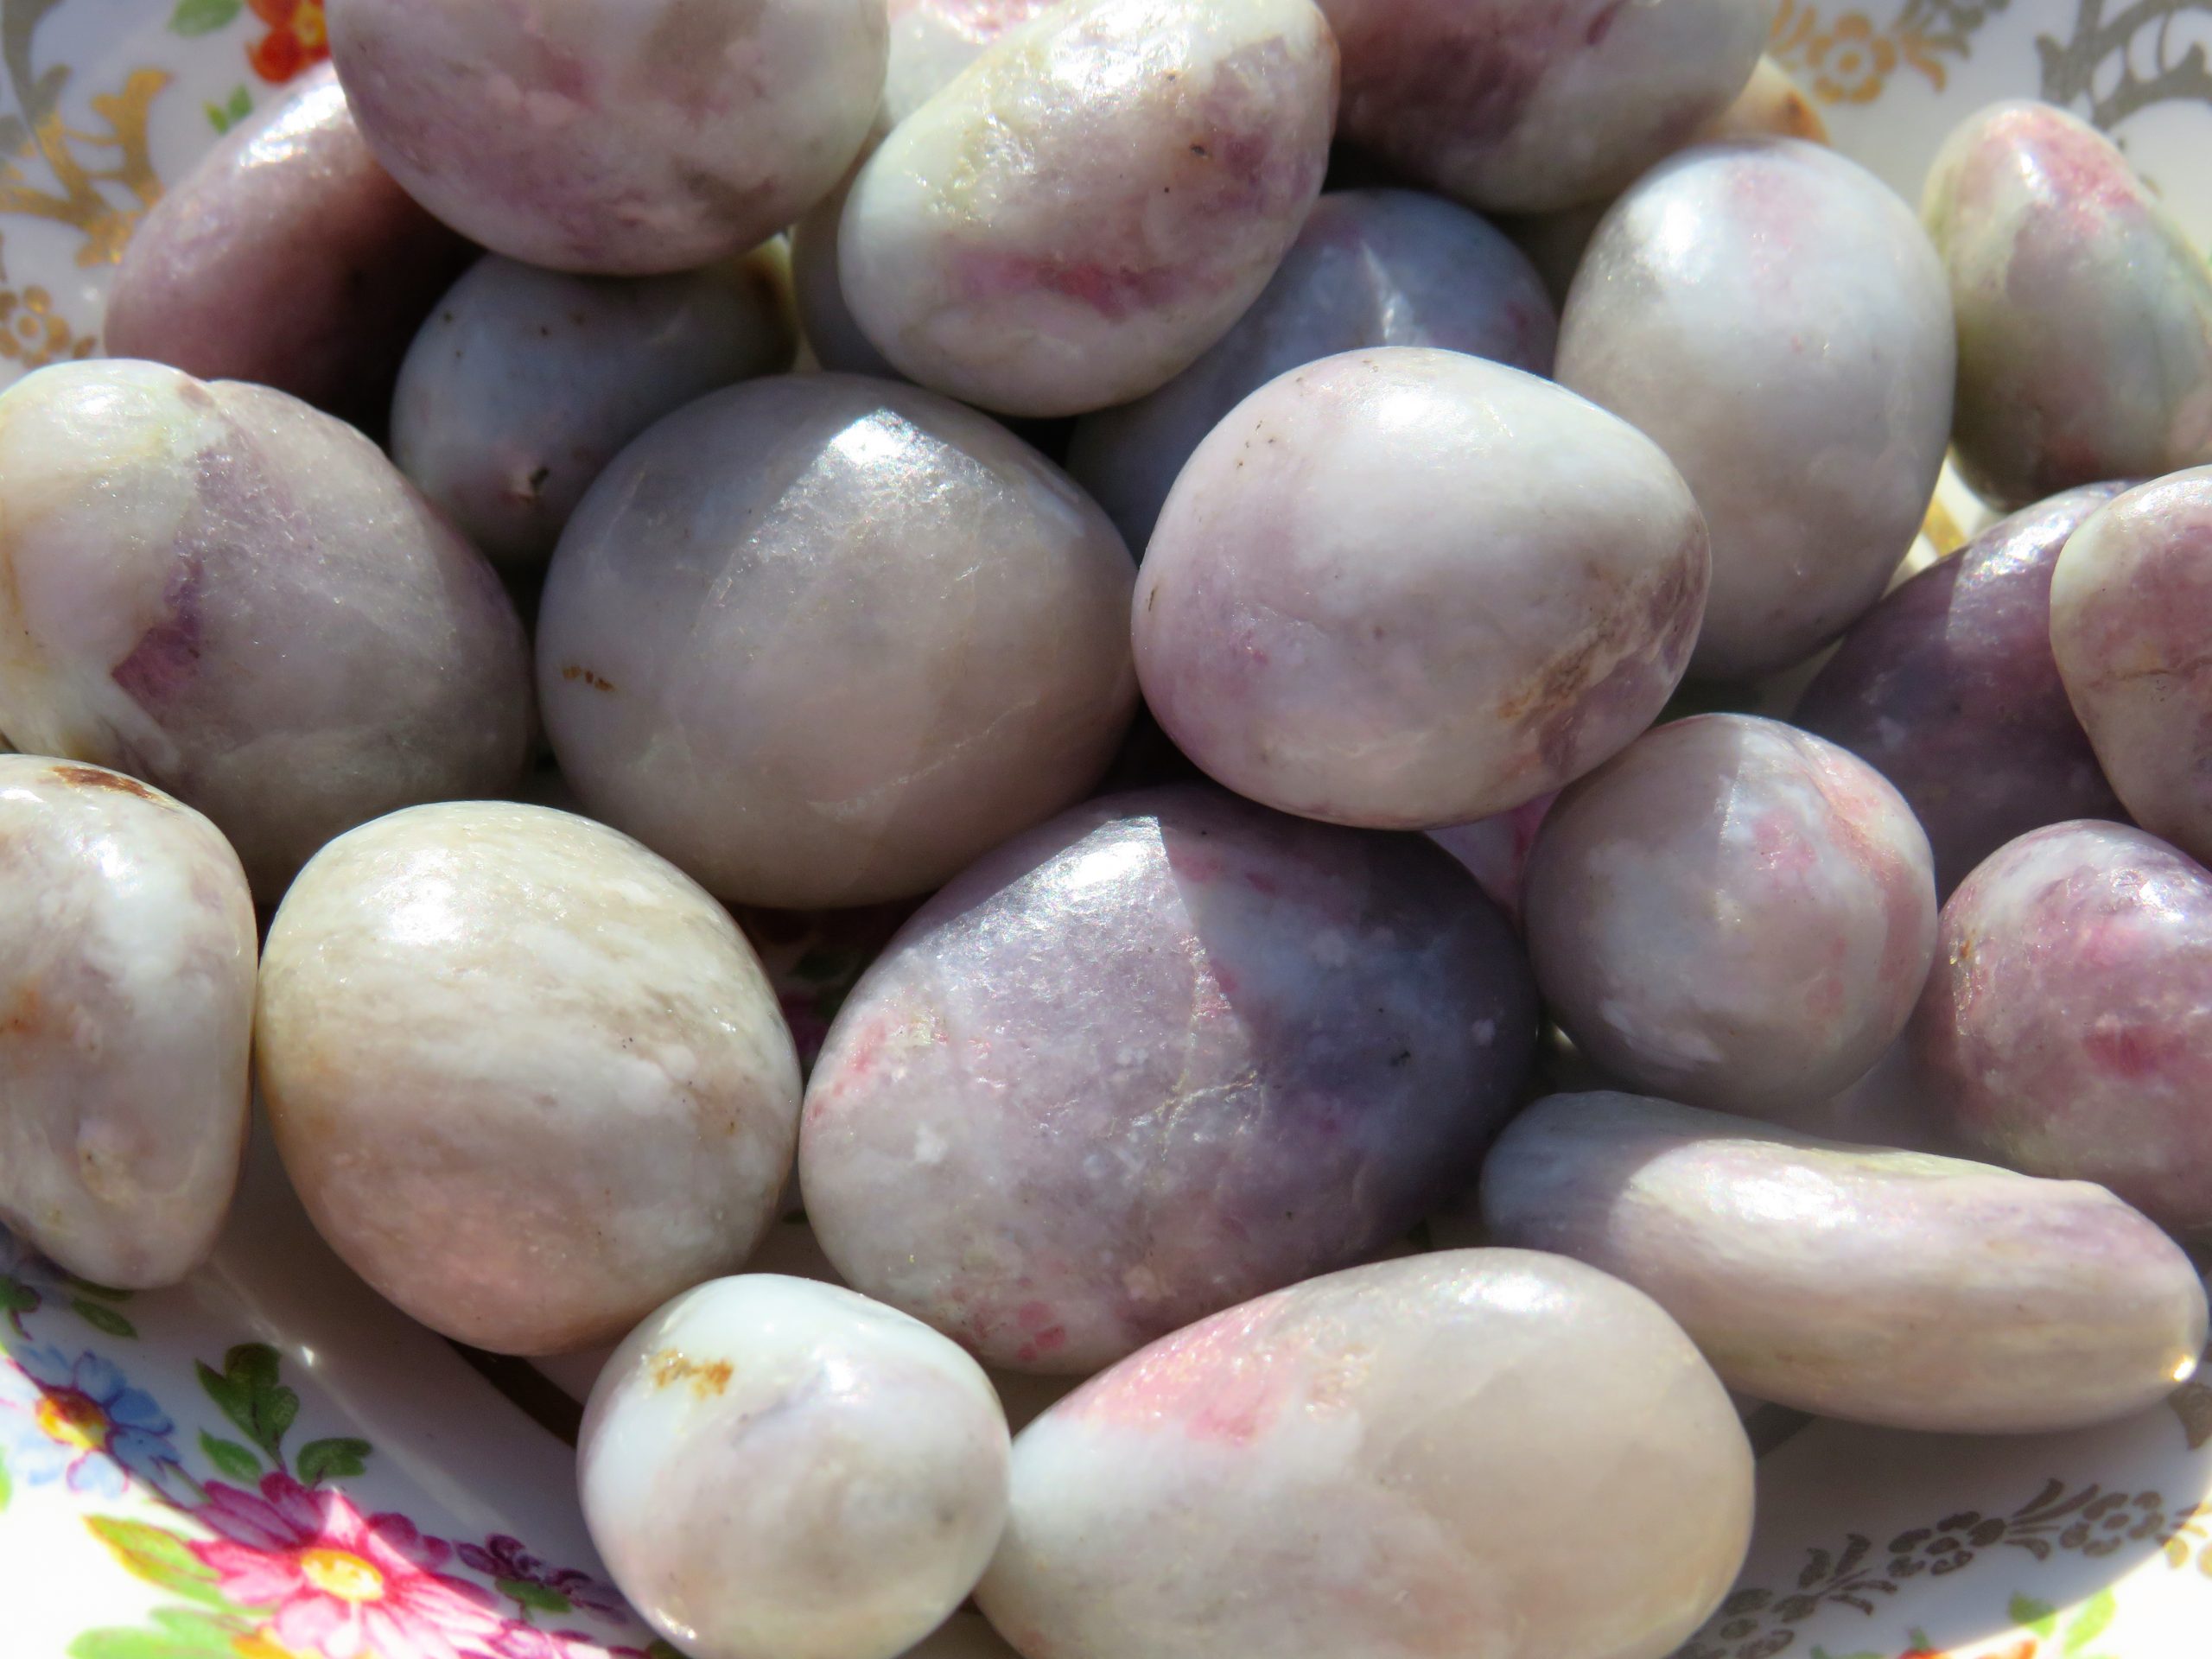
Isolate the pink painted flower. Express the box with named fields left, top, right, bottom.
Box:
left=190, top=1472, right=507, bottom=1659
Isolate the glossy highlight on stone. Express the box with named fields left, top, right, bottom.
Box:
left=581, top=1274, right=1009, bottom=1659
left=1135, top=347, right=1708, bottom=827
left=329, top=0, right=887, bottom=274
left=840, top=0, right=1338, bottom=416
left=536, top=372, right=1137, bottom=909
left=0, top=757, right=255, bottom=1288
left=0, top=359, right=532, bottom=900
left=1912, top=819, right=2212, bottom=1236
left=257, top=802, right=802, bottom=1355
left=800, top=784, right=1538, bottom=1373
left=975, top=1249, right=1753, bottom=1659
left=1481, top=1091, right=2209, bottom=1433
left=1524, top=715, right=1938, bottom=1117
left=1559, top=139, right=1955, bottom=679
left=1796, top=480, right=2132, bottom=895
left=1923, top=101, right=2212, bottom=508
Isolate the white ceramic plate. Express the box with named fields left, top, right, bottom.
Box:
left=3, top=2, right=2211, bottom=1656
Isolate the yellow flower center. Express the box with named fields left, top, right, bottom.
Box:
left=294, top=2, right=327, bottom=51
left=35, top=1390, right=111, bottom=1455
left=298, top=1548, right=386, bottom=1604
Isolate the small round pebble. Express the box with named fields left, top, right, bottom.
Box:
left=1524, top=715, right=1939, bottom=1117
left=580, top=1274, right=1009, bottom=1659
left=257, top=802, right=802, bottom=1354
left=1135, top=346, right=1708, bottom=827
left=0, top=758, right=255, bottom=1288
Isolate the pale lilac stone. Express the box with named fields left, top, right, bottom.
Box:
left=1481, top=1091, right=2208, bottom=1432
left=1134, top=347, right=1708, bottom=828
left=1523, top=715, right=1938, bottom=1117
left=101, top=64, right=473, bottom=429
left=1923, top=102, right=2212, bottom=508
left=839, top=0, right=1338, bottom=416
left=1558, top=140, right=1955, bottom=679
left=1427, top=790, right=1554, bottom=929
left=536, top=373, right=1137, bottom=909
left=2050, top=467, right=2212, bottom=866
left=328, top=0, right=887, bottom=274
left=0, top=360, right=532, bottom=900
left=0, top=758, right=255, bottom=1288
left=791, top=168, right=900, bottom=379
left=1912, top=820, right=2212, bottom=1236
left=580, top=1275, right=1009, bottom=1659
left=391, top=251, right=796, bottom=569
left=799, top=784, right=1538, bottom=1374
left=1066, top=189, right=1557, bottom=550
left=1316, top=0, right=1770, bottom=214
left=975, top=1250, right=1751, bottom=1659
left=257, top=802, right=802, bottom=1355
left=1796, top=480, right=2132, bottom=895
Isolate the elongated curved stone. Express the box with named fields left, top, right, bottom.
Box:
left=975, top=1249, right=1752, bottom=1659
left=1482, top=1091, right=2208, bottom=1432
left=0, top=757, right=255, bottom=1288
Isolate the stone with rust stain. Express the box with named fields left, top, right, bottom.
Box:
left=391, top=249, right=796, bottom=570
left=800, top=784, right=1538, bottom=1374
left=975, top=1249, right=1751, bottom=1659
left=1923, top=101, right=2212, bottom=508
left=1134, top=346, right=1708, bottom=828
left=1796, top=480, right=2132, bottom=896
left=0, top=756, right=255, bottom=1287
left=537, top=372, right=1137, bottom=910
left=581, top=1274, right=1009, bottom=1659
left=1067, top=188, right=1557, bottom=552
left=0, top=359, right=531, bottom=901
left=2050, top=467, right=2212, bottom=866
left=328, top=0, right=885, bottom=275
left=257, top=801, right=801, bottom=1355
left=840, top=0, right=1338, bottom=416
left=1315, top=0, right=1770, bottom=215
left=1481, top=1091, right=2208, bottom=1433
left=1912, top=819, right=2212, bottom=1236
left=101, top=64, right=474, bottom=429
left=1559, top=139, right=1955, bottom=680
left=1525, top=715, right=1938, bottom=1118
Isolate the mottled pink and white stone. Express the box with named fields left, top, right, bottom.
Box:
left=0, top=758, right=254, bottom=1288
left=1923, top=102, right=2212, bottom=508
left=1482, top=1091, right=2208, bottom=1433
left=1316, top=0, right=1770, bottom=214
left=328, top=0, right=886, bottom=274
left=1524, top=715, right=1939, bottom=1117
left=581, top=1274, right=1009, bottom=1659
left=101, top=64, right=473, bottom=429
left=0, top=360, right=531, bottom=900
left=1912, top=820, right=2212, bottom=1236
left=1796, top=480, right=2131, bottom=895
left=536, top=373, right=1137, bottom=909
left=2050, top=468, right=2212, bottom=865
left=975, top=1249, right=1752, bottom=1659
left=839, top=0, right=1338, bottom=416
left=800, top=785, right=1538, bottom=1374
left=1135, top=347, right=1708, bottom=828
left=883, top=0, right=1063, bottom=128
left=1559, top=140, right=1955, bottom=679
left=1067, top=189, right=1557, bottom=551
left=257, top=802, right=802, bottom=1355
left=391, top=251, right=796, bottom=569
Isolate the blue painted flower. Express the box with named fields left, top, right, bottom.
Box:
left=0, top=1225, right=67, bottom=1333
left=1, top=1344, right=186, bottom=1498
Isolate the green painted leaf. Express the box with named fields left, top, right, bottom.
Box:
left=1, top=1447, right=13, bottom=1512
left=72, top=1297, right=137, bottom=1338
left=2012, top=1593, right=2059, bottom=1641
left=497, top=1577, right=571, bottom=1613
left=204, top=85, right=251, bottom=134
left=1807, top=1649, right=1885, bottom=1659
left=70, top=1610, right=247, bottom=1659
left=168, top=0, right=241, bottom=35
left=296, top=1437, right=371, bottom=1486
left=198, top=1433, right=260, bottom=1483
left=203, top=101, right=230, bottom=133
left=2064, top=1588, right=2117, bottom=1654
left=647, top=1643, right=689, bottom=1659
left=0, top=1274, right=40, bottom=1318
left=66, top=1275, right=133, bottom=1301
left=84, top=1517, right=232, bottom=1609
left=198, top=1344, right=298, bottom=1465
